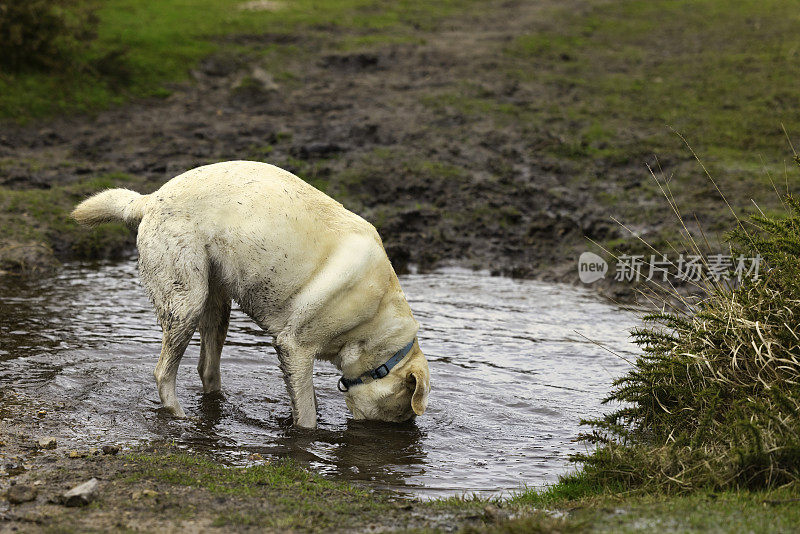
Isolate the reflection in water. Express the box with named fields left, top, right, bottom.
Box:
left=328, top=420, right=428, bottom=488
left=0, top=261, right=640, bottom=498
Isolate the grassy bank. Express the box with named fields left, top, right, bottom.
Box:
left=503, top=0, right=800, bottom=161
left=426, top=0, right=800, bottom=255
left=0, top=172, right=137, bottom=272
left=0, top=0, right=476, bottom=121
left=571, top=186, right=800, bottom=493
left=4, top=444, right=799, bottom=533
left=88, top=453, right=800, bottom=532
left=119, top=451, right=399, bottom=531
left=511, top=478, right=800, bottom=533
left=533, top=0, right=800, bottom=250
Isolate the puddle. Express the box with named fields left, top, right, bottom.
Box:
left=0, top=262, right=640, bottom=498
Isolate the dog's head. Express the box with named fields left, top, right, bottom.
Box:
left=344, top=343, right=430, bottom=423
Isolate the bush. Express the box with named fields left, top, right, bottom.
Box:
left=0, top=0, right=96, bottom=72
left=574, top=158, right=800, bottom=492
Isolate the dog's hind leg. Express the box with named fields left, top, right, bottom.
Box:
left=153, top=323, right=196, bottom=417
left=198, top=275, right=230, bottom=394
left=138, top=220, right=209, bottom=418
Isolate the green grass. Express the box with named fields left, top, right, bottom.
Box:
left=511, top=474, right=620, bottom=508
left=402, top=0, right=800, bottom=261
left=0, top=173, right=138, bottom=259
left=510, top=478, right=800, bottom=533
left=124, top=452, right=365, bottom=498
left=138, top=450, right=800, bottom=532
left=5, top=0, right=800, bottom=274
left=0, top=0, right=477, bottom=121
left=503, top=0, right=800, bottom=163
left=117, top=449, right=800, bottom=533
left=122, top=451, right=389, bottom=530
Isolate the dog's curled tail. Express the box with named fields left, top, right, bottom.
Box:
left=71, top=189, right=148, bottom=228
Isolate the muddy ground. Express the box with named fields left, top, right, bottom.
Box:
left=1, top=388, right=547, bottom=533
left=0, top=0, right=671, bottom=301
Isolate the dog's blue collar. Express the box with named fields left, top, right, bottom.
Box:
left=337, top=339, right=415, bottom=392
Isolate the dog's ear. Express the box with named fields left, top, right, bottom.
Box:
left=407, top=368, right=429, bottom=416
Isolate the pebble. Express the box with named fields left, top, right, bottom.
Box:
left=132, top=489, right=159, bottom=500
left=63, top=478, right=99, bottom=507
left=4, top=463, right=25, bottom=476
left=38, top=437, right=57, bottom=450
left=102, top=445, right=120, bottom=455
left=483, top=504, right=510, bottom=522
left=6, top=484, right=37, bottom=504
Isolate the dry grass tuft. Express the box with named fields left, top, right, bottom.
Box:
left=575, top=157, right=800, bottom=492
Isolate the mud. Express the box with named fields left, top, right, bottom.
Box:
left=0, top=390, right=495, bottom=533
left=0, top=0, right=625, bottom=287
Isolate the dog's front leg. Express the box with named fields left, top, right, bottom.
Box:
left=275, top=342, right=317, bottom=428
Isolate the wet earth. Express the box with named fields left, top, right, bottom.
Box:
left=0, top=0, right=627, bottom=282
left=0, top=262, right=639, bottom=498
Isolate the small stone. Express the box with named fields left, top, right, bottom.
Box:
left=5, top=463, right=25, bottom=475
left=89, top=448, right=99, bottom=456
left=250, top=66, right=279, bottom=91
left=6, top=484, right=37, bottom=504
left=247, top=453, right=263, bottom=461
left=68, top=450, right=81, bottom=458
left=38, top=437, right=57, bottom=450
left=63, top=478, right=99, bottom=507
left=238, top=0, right=284, bottom=12
left=483, top=504, right=509, bottom=522
left=102, top=445, right=120, bottom=455
left=132, top=489, right=158, bottom=500
left=36, top=410, right=46, bottom=417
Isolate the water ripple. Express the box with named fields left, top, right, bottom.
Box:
left=0, top=262, right=640, bottom=498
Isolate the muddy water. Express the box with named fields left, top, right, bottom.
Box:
left=0, top=262, right=640, bottom=498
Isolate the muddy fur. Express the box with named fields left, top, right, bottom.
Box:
left=71, top=161, right=430, bottom=428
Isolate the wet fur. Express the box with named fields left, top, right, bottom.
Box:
left=71, top=160, right=430, bottom=428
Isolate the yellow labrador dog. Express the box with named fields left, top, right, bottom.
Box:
left=71, top=160, right=430, bottom=428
